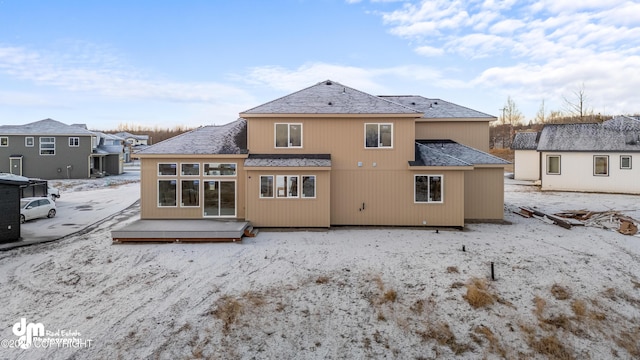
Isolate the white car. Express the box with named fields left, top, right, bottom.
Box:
left=20, top=197, right=57, bottom=224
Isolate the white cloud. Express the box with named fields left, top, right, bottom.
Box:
left=414, top=45, right=445, bottom=57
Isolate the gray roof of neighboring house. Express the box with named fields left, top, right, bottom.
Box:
left=241, top=80, right=421, bottom=115
left=136, top=119, right=247, bottom=155
left=114, top=132, right=149, bottom=140
left=244, top=154, right=331, bottom=167
left=537, top=117, right=640, bottom=152
left=511, top=132, right=540, bottom=150
left=411, top=140, right=510, bottom=167
left=0, top=119, right=95, bottom=136
left=381, top=96, right=495, bottom=119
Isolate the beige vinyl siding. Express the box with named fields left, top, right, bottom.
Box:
left=140, top=156, right=246, bottom=219
left=463, top=167, right=505, bottom=220
left=331, top=170, right=465, bottom=227
left=416, top=121, right=490, bottom=152
left=245, top=170, right=330, bottom=227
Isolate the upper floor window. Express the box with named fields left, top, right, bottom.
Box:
left=365, top=123, right=393, bottom=148
left=39, top=137, right=55, bottom=155
left=0, top=137, right=8, bottom=147
left=620, top=155, right=632, bottom=169
left=546, top=155, right=561, bottom=175
left=69, top=137, right=80, bottom=147
left=25, top=137, right=34, bottom=147
left=594, top=155, right=609, bottom=176
left=275, top=123, right=302, bottom=148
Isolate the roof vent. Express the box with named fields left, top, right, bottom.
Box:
left=434, top=101, right=438, bottom=105
left=411, top=102, right=416, bottom=105
left=325, top=80, right=332, bottom=85
left=328, top=102, right=333, bottom=105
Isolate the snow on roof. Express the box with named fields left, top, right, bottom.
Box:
left=241, top=80, right=421, bottom=115
left=136, top=118, right=247, bottom=155
left=0, top=173, right=30, bottom=185
left=411, top=140, right=510, bottom=167
left=538, top=117, right=640, bottom=152
left=244, top=154, right=331, bottom=167
left=0, top=119, right=95, bottom=136
left=381, top=96, right=495, bottom=120
left=511, top=132, right=540, bottom=150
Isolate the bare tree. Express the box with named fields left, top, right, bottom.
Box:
left=563, top=83, right=592, bottom=121
left=534, top=99, right=546, bottom=124
left=502, top=96, right=524, bottom=126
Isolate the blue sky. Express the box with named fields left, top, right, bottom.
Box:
left=1, top=0, right=639, bottom=130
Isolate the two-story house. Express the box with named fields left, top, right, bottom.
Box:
left=135, top=80, right=508, bottom=228
left=0, top=119, right=101, bottom=179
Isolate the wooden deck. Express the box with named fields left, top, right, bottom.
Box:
left=111, top=219, right=258, bottom=243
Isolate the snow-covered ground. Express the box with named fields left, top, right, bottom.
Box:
left=1, top=177, right=639, bottom=359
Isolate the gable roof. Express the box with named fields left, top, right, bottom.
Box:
left=241, top=80, right=421, bottom=116
left=411, top=140, right=510, bottom=167
left=0, top=119, right=95, bottom=136
left=136, top=118, right=247, bottom=155
left=511, top=132, right=540, bottom=150
left=538, top=117, right=640, bottom=152
left=381, top=96, right=495, bottom=120
left=114, top=131, right=150, bottom=140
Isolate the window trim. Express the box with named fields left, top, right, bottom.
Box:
left=364, top=123, right=393, bottom=149
left=546, top=155, right=561, bottom=175
left=274, top=123, right=303, bottom=148
left=158, top=179, right=177, bottom=207
left=68, top=137, right=80, bottom=147
left=620, top=155, right=632, bottom=170
left=204, top=162, right=237, bottom=176
left=260, top=175, right=274, bottom=198
left=180, top=179, right=200, bottom=207
left=39, top=137, right=55, bottom=156
left=414, top=174, right=444, bottom=204
left=260, top=174, right=316, bottom=199
left=0, top=136, right=8, bottom=147
left=158, top=163, right=177, bottom=176
left=593, top=155, right=609, bottom=176
left=301, top=175, right=316, bottom=199
left=25, top=137, right=34, bottom=147
left=180, top=162, right=200, bottom=176
left=276, top=175, right=299, bottom=199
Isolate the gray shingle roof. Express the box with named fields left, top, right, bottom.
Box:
left=0, top=119, right=95, bottom=135
left=241, top=80, right=421, bottom=115
left=244, top=154, right=331, bottom=167
left=511, top=132, right=540, bottom=150
left=538, top=117, right=640, bottom=152
left=381, top=96, right=495, bottom=119
left=136, top=119, right=248, bottom=155
left=411, top=140, right=510, bottom=167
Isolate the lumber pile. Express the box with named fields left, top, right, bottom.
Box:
left=554, top=210, right=638, bottom=235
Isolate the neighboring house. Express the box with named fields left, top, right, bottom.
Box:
left=511, top=131, right=541, bottom=181
left=512, top=116, right=640, bottom=194
left=0, top=173, right=30, bottom=242
left=136, top=80, right=509, bottom=228
left=0, top=119, right=99, bottom=179
left=114, top=132, right=150, bottom=146
left=93, top=132, right=126, bottom=175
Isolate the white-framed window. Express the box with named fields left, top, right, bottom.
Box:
left=260, top=175, right=274, bottom=198
left=68, top=137, right=80, bottom=147
left=620, top=155, right=632, bottom=170
left=276, top=175, right=299, bottom=198
left=39, top=137, right=55, bottom=155
left=302, top=175, right=316, bottom=198
left=181, top=180, right=199, bottom=207
left=25, top=137, right=34, bottom=147
left=0, top=137, right=8, bottom=147
left=275, top=123, right=302, bottom=148
left=365, top=123, right=393, bottom=148
left=594, top=155, right=609, bottom=176
left=204, top=163, right=236, bottom=176
left=414, top=175, right=443, bottom=203
left=158, top=163, right=177, bottom=176
left=181, top=163, right=200, bottom=176
left=158, top=180, right=177, bottom=207
left=546, top=155, right=561, bottom=175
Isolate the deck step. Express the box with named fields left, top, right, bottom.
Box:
left=243, top=224, right=259, bottom=237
